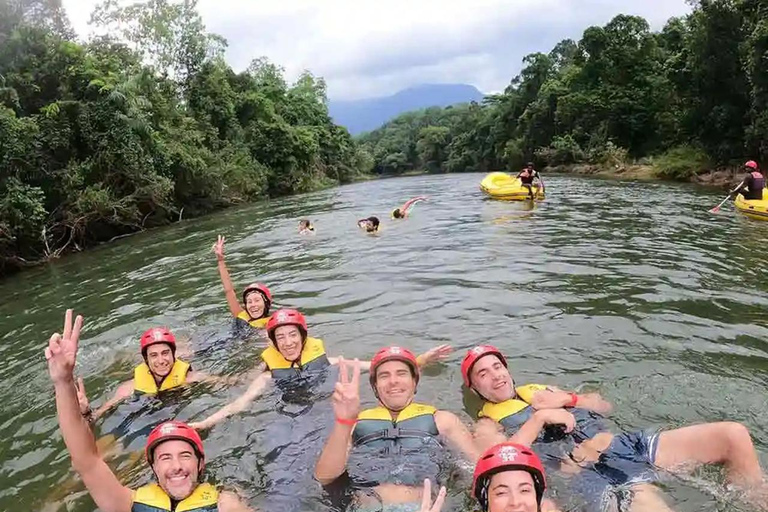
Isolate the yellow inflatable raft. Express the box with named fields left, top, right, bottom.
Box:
left=735, top=189, right=768, bottom=221
left=480, top=172, right=545, bottom=201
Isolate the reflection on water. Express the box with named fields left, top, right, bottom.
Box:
left=0, top=174, right=766, bottom=511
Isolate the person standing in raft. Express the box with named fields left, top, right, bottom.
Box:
left=392, top=196, right=428, bottom=219
left=298, top=219, right=315, bottom=234
left=357, top=216, right=380, bottom=233
left=734, top=160, right=765, bottom=200
left=314, top=347, right=482, bottom=511
left=462, top=344, right=768, bottom=512
left=189, top=312, right=452, bottom=430
left=45, top=310, right=253, bottom=512
left=212, top=235, right=273, bottom=329
left=517, top=162, right=543, bottom=199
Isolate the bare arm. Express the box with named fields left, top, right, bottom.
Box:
left=401, top=196, right=427, bottom=213
left=190, top=371, right=272, bottom=431
left=89, top=380, right=134, bottom=422
left=213, top=236, right=244, bottom=318
left=328, top=357, right=371, bottom=372
left=47, top=310, right=133, bottom=512
left=186, top=370, right=242, bottom=387
left=508, top=409, right=576, bottom=447
left=218, top=490, right=255, bottom=512
left=415, top=344, right=452, bottom=368
left=529, top=389, right=612, bottom=416
left=473, top=417, right=508, bottom=453
left=434, top=410, right=481, bottom=462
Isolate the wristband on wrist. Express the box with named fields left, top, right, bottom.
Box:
left=566, top=392, right=578, bottom=408
left=336, top=417, right=356, bottom=426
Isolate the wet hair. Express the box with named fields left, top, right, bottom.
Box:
left=299, top=219, right=313, bottom=231
left=392, top=208, right=404, bottom=219
left=367, top=217, right=380, bottom=231
left=526, top=162, right=534, bottom=168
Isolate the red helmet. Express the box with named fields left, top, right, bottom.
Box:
left=145, top=421, right=205, bottom=469
left=461, top=345, right=507, bottom=388
left=140, top=328, right=176, bottom=356
left=370, top=346, right=420, bottom=388
left=242, top=283, right=272, bottom=309
left=745, top=160, right=758, bottom=170
left=266, top=309, right=308, bottom=342
left=473, top=442, right=546, bottom=510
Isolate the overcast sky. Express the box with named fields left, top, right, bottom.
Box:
left=62, top=0, right=692, bottom=101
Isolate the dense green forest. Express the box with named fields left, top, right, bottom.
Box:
left=359, top=0, right=768, bottom=180
left=0, top=0, right=368, bottom=275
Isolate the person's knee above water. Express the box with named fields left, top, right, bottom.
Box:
left=737, top=160, right=765, bottom=200
left=462, top=345, right=768, bottom=511
left=314, top=346, right=481, bottom=508
left=392, top=196, right=428, bottom=219
left=212, top=235, right=273, bottom=329
left=44, top=310, right=253, bottom=512
left=76, top=327, right=214, bottom=425
left=189, top=314, right=454, bottom=431
left=473, top=442, right=561, bottom=512
left=299, top=219, right=315, bottom=234
left=357, top=216, right=380, bottom=233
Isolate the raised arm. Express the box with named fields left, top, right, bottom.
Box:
left=401, top=196, right=427, bottom=213
left=315, top=358, right=361, bottom=485
left=213, top=235, right=244, bottom=318
left=434, top=410, right=482, bottom=462
left=189, top=369, right=272, bottom=431
left=415, top=344, right=452, bottom=368
left=46, top=310, right=133, bottom=512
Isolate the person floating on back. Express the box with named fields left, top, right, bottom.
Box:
left=357, top=216, right=380, bottom=233
left=517, top=162, right=542, bottom=199
left=298, top=219, right=315, bottom=234
left=392, top=196, right=428, bottom=219
left=734, top=160, right=765, bottom=200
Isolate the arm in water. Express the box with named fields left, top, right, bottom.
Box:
left=434, top=410, right=483, bottom=462
left=46, top=310, right=133, bottom=512
left=315, top=358, right=361, bottom=485
left=189, top=367, right=273, bottom=431
left=218, top=490, right=256, bottom=512
left=76, top=378, right=134, bottom=424
left=528, top=387, right=612, bottom=416
left=213, top=235, right=245, bottom=318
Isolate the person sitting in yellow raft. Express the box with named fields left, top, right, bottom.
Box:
left=517, top=162, right=543, bottom=199
left=392, top=196, right=428, bottom=219
left=298, top=219, right=315, bottom=234
left=212, top=235, right=273, bottom=329
left=189, top=310, right=452, bottom=430
left=357, top=216, right=380, bottom=233
left=45, top=310, right=253, bottom=512
left=75, top=327, right=220, bottom=423
left=734, top=160, right=765, bottom=200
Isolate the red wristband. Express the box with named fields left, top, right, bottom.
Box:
left=566, top=392, right=578, bottom=408
left=336, top=417, right=357, bottom=426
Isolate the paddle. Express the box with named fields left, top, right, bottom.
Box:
left=709, top=181, right=743, bottom=213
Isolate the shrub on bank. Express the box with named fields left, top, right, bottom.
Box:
left=653, top=146, right=711, bottom=180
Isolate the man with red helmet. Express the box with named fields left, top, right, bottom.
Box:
left=76, top=326, right=213, bottom=424
left=517, top=162, right=543, bottom=199
left=462, top=344, right=768, bottom=511
left=734, top=160, right=766, bottom=201
left=44, top=310, right=253, bottom=512
left=314, top=346, right=481, bottom=510
left=190, top=312, right=452, bottom=430
left=212, top=235, right=273, bottom=329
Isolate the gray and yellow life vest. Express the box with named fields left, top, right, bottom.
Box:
left=236, top=310, right=268, bottom=329
left=133, top=360, right=190, bottom=395
left=132, top=482, right=218, bottom=512
left=260, top=337, right=329, bottom=380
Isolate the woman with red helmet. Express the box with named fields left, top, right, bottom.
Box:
left=212, top=235, right=273, bottom=329
left=44, top=310, right=253, bottom=512
left=190, top=319, right=453, bottom=431
left=314, top=347, right=480, bottom=510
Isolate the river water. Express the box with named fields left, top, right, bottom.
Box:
left=1, top=173, right=767, bottom=511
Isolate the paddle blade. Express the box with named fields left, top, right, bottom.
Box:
left=709, top=206, right=721, bottom=213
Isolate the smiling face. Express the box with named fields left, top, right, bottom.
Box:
left=146, top=343, right=175, bottom=379
left=487, top=470, right=538, bottom=512
left=245, top=291, right=267, bottom=319
left=374, top=360, right=416, bottom=411
left=152, top=439, right=201, bottom=500
left=273, top=324, right=303, bottom=361
left=470, top=354, right=515, bottom=403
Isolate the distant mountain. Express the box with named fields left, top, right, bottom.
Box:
left=329, top=83, right=484, bottom=135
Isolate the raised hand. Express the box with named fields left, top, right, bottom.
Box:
left=419, top=479, right=446, bottom=512
left=45, top=309, right=83, bottom=384
left=420, top=344, right=453, bottom=366
left=212, top=235, right=226, bottom=261
left=75, top=377, right=90, bottom=415
left=332, top=357, right=361, bottom=421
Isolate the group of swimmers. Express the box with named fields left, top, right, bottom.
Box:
left=44, top=197, right=768, bottom=512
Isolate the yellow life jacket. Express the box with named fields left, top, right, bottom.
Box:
left=236, top=310, right=268, bottom=328
left=260, top=337, right=329, bottom=380
left=133, top=360, right=190, bottom=395
left=131, top=482, right=218, bottom=512
left=478, top=384, right=548, bottom=432
left=353, top=403, right=439, bottom=450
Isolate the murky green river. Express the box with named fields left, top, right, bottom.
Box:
left=1, top=173, right=767, bottom=511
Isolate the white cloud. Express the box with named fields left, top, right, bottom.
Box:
left=62, top=0, right=692, bottom=100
